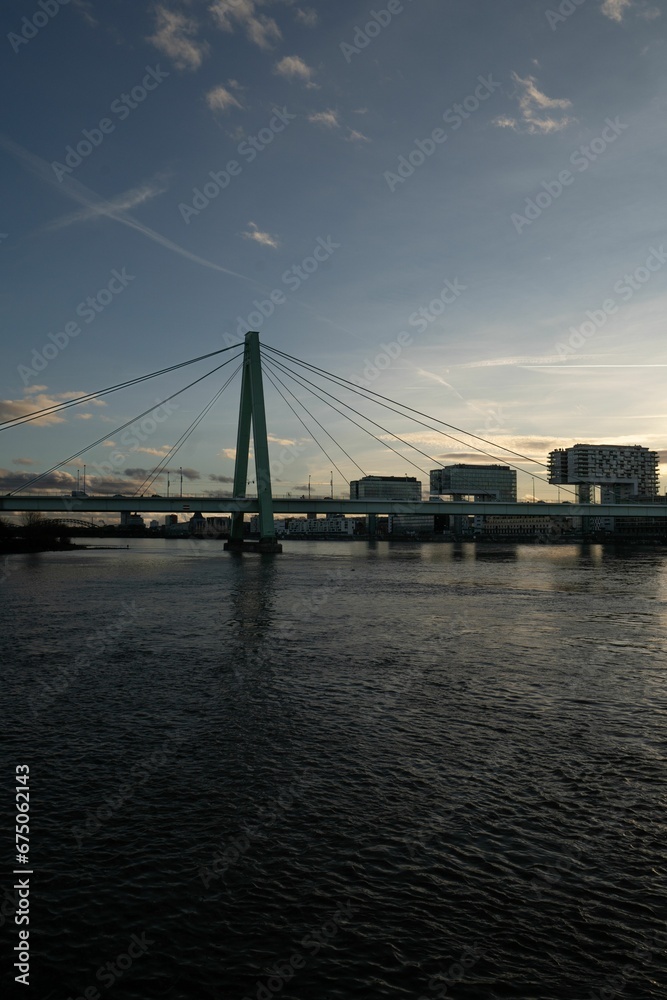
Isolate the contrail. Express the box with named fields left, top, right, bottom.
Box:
left=0, top=133, right=256, bottom=282
left=0, top=133, right=361, bottom=340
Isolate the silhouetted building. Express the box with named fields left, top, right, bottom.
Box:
left=120, top=511, right=145, bottom=528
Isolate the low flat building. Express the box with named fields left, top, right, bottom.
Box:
left=287, top=516, right=356, bottom=536
left=473, top=514, right=573, bottom=537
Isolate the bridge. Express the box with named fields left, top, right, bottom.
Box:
left=3, top=332, right=665, bottom=552
left=48, top=517, right=106, bottom=529
left=2, top=496, right=666, bottom=520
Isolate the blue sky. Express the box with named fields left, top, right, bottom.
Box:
left=1, top=0, right=666, bottom=501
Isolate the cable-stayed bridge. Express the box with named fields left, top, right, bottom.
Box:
left=2, top=332, right=666, bottom=552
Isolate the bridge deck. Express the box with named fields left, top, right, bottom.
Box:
left=2, top=496, right=667, bottom=518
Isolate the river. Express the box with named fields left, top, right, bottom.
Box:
left=2, top=539, right=666, bottom=998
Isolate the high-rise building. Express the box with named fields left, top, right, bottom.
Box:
left=547, top=444, right=659, bottom=502
left=349, top=476, right=422, bottom=501
left=430, top=464, right=517, bottom=501
left=120, top=511, right=145, bottom=529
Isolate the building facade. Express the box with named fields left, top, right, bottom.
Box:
left=430, top=464, right=517, bottom=501
left=349, top=476, right=422, bottom=501
left=547, top=444, right=659, bottom=502
left=472, top=514, right=573, bottom=537
left=287, top=516, right=356, bottom=536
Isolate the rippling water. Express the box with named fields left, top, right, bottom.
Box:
left=2, top=539, right=666, bottom=999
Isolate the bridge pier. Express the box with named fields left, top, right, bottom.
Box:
left=228, top=332, right=281, bottom=554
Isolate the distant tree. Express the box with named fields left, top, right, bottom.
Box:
left=20, top=513, right=69, bottom=547
left=0, top=517, right=16, bottom=540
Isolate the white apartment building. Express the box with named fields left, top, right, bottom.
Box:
left=548, top=444, right=659, bottom=502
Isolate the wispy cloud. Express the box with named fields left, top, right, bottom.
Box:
left=346, top=129, right=371, bottom=143
left=210, top=0, right=281, bottom=50
left=600, top=0, right=634, bottom=20
left=71, top=0, right=98, bottom=27
left=294, top=7, right=318, bottom=27
left=241, top=221, right=280, bottom=248
left=494, top=73, right=574, bottom=134
left=274, top=54, right=315, bottom=82
left=308, top=109, right=339, bottom=128
left=416, top=368, right=466, bottom=399
left=0, top=134, right=256, bottom=284
left=147, top=6, right=209, bottom=71
left=206, top=84, right=244, bottom=113
left=456, top=353, right=598, bottom=369
left=12, top=457, right=34, bottom=466
left=46, top=177, right=169, bottom=230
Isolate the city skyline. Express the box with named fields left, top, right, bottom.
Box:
left=2, top=0, right=667, bottom=502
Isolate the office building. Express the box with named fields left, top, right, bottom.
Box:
left=430, top=464, right=517, bottom=501
left=349, top=476, right=422, bottom=501
left=120, top=511, right=145, bottom=529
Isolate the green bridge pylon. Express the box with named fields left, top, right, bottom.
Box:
left=225, top=332, right=282, bottom=553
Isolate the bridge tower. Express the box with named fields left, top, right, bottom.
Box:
left=225, top=332, right=282, bottom=553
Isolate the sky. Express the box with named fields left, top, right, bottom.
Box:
left=1, top=0, right=667, bottom=504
